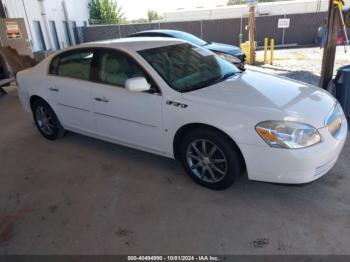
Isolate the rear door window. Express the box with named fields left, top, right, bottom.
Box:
left=50, top=50, right=94, bottom=81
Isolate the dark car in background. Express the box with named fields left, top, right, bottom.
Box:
left=127, top=30, right=246, bottom=69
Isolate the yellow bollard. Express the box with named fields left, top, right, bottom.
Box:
left=270, top=39, right=275, bottom=65
left=241, top=41, right=251, bottom=65
left=264, top=38, right=269, bottom=64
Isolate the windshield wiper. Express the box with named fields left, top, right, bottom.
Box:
left=221, top=72, right=239, bottom=81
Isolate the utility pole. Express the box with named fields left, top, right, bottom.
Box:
left=62, top=0, right=76, bottom=46
left=320, top=0, right=341, bottom=89
left=38, top=0, right=53, bottom=50
left=0, top=0, right=6, bottom=18
left=248, top=2, right=256, bottom=64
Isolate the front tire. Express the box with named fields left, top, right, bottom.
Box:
left=32, top=99, right=65, bottom=140
left=180, top=128, right=243, bottom=190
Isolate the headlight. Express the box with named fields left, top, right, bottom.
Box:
left=215, top=52, right=241, bottom=64
left=255, top=121, right=321, bottom=149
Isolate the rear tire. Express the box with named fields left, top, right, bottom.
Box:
left=32, top=99, right=65, bottom=140
left=180, top=128, right=243, bottom=190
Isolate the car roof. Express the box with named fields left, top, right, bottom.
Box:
left=129, top=30, right=182, bottom=36
left=79, top=37, right=184, bottom=52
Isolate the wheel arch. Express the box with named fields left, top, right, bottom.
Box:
left=29, top=95, right=66, bottom=139
left=173, top=123, right=246, bottom=170
left=29, top=95, right=48, bottom=111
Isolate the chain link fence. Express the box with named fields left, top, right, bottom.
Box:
left=78, top=12, right=335, bottom=47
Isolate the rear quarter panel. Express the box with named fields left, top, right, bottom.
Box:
left=17, top=58, right=52, bottom=113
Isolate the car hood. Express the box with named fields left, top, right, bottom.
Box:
left=205, top=42, right=242, bottom=55
left=181, top=71, right=336, bottom=129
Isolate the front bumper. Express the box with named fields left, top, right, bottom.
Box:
left=239, top=119, right=348, bottom=184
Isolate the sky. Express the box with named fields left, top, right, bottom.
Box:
left=117, top=0, right=229, bottom=20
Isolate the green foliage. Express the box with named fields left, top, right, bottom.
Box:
left=147, top=9, right=163, bottom=22
left=88, top=0, right=125, bottom=24
left=89, top=0, right=102, bottom=20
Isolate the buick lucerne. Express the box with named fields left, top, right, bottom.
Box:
left=17, top=38, right=347, bottom=190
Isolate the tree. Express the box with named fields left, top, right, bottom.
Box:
left=147, top=9, right=163, bottom=22
left=88, top=0, right=124, bottom=24
left=89, top=0, right=102, bottom=20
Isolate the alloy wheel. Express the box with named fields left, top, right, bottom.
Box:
left=35, top=106, right=55, bottom=136
left=186, top=139, right=228, bottom=183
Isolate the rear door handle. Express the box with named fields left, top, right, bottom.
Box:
left=49, top=87, right=59, bottom=92
left=95, top=97, right=109, bottom=103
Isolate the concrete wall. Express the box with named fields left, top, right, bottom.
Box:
left=79, top=12, right=343, bottom=47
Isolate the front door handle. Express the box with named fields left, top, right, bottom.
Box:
left=95, top=97, right=109, bottom=103
left=49, top=87, right=59, bottom=92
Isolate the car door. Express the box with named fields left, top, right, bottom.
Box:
left=48, top=49, right=96, bottom=133
left=90, top=49, right=164, bottom=152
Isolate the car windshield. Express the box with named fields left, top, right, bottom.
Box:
left=138, top=43, right=241, bottom=93
left=170, top=31, right=208, bottom=46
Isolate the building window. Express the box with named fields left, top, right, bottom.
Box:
left=33, top=21, right=46, bottom=51
left=63, top=21, right=72, bottom=46
left=49, top=21, right=60, bottom=50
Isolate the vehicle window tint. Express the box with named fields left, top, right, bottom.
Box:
left=51, top=50, right=94, bottom=81
left=171, top=31, right=207, bottom=46
left=130, top=33, right=167, bottom=38
left=139, top=43, right=240, bottom=92
left=49, top=56, right=60, bottom=74
left=146, top=33, right=169, bottom=37
left=97, top=51, right=147, bottom=87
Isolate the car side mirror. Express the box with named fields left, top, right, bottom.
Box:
left=125, top=77, right=151, bottom=92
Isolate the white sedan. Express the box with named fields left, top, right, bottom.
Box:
left=17, top=38, right=347, bottom=190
